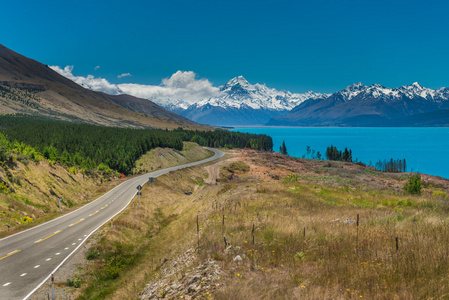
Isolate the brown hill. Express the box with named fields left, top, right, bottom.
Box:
left=0, top=44, right=206, bottom=129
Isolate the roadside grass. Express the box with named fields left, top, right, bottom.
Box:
left=0, top=161, right=116, bottom=238
left=77, top=166, right=219, bottom=299
left=0, top=142, right=211, bottom=238
left=132, top=142, right=213, bottom=174
left=76, top=145, right=219, bottom=299
left=77, top=150, right=449, bottom=299
left=196, top=154, right=449, bottom=299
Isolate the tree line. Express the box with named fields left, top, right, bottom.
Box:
left=325, top=145, right=353, bottom=162
left=3, top=120, right=183, bottom=174
left=173, top=128, right=273, bottom=151
left=0, top=115, right=273, bottom=174
left=375, top=158, right=407, bottom=173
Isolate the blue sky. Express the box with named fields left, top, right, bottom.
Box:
left=2, top=0, right=449, bottom=94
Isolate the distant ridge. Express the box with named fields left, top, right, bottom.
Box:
left=0, top=44, right=203, bottom=129
left=267, top=82, right=449, bottom=127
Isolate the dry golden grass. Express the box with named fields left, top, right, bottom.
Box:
left=76, top=149, right=449, bottom=299
left=132, top=142, right=213, bottom=174
left=0, top=159, right=115, bottom=237
left=198, top=151, right=449, bottom=299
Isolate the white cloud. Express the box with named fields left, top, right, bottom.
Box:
left=119, top=71, right=220, bottom=104
left=49, top=66, right=220, bottom=106
left=49, top=65, right=123, bottom=95
left=94, top=66, right=100, bottom=70
left=118, top=73, right=131, bottom=79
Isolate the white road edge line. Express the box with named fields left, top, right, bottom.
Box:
left=22, top=148, right=223, bottom=300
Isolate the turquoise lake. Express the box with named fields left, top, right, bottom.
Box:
left=231, top=127, right=449, bottom=179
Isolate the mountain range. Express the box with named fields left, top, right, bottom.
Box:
left=158, top=76, right=327, bottom=126
left=2, top=43, right=448, bottom=128
left=268, top=82, right=449, bottom=126
left=157, top=77, right=449, bottom=127
left=0, top=44, right=203, bottom=129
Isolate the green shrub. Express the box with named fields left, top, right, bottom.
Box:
left=403, top=173, right=422, bottom=195
left=432, top=191, right=448, bottom=199
left=67, top=274, right=81, bottom=288
left=282, top=173, right=299, bottom=182
left=229, top=162, right=249, bottom=172
left=86, top=248, right=100, bottom=260
left=0, top=182, right=10, bottom=194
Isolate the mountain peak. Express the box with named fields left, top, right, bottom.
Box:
left=346, top=82, right=365, bottom=90
left=226, top=75, right=250, bottom=86
left=338, top=82, right=366, bottom=100
left=412, top=82, right=423, bottom=89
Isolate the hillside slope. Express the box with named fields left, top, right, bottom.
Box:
left=0, top=44, right=203, bottom=129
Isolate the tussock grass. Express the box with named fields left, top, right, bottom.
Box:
left=77, top=150, right=449, bottom=299
left=195, top=152, right=449, bottom=299
left=77, top=145, right=219, bottom=299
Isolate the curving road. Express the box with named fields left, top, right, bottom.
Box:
left=0, top=148, right=224, bottom=300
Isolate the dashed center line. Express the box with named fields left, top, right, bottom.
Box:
left=46, top=258, right=51, bottom=261
left=101, top=204, right=108, bottom=209
left=35, top=230, right=62, bottom=243
left=89, top=210, right=99, bottom=217
left=0, top=249, right=20, bottom=261
left=69, top=218, right=85, bottom=227
left=78, top=238, right=82, bottom=241
left=2, top=282, right=11, bottom=287
left=64, top=247, right=69, bottom=250
left=72, top=243, right=76, bottom=246
left=20, top=273, right=27, bottom=277
left=55, top=252, right=60, bottom=255
left=34, top=265, right=40, bottom=269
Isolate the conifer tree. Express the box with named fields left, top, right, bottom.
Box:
left=280, top=140, right=288, bottom=155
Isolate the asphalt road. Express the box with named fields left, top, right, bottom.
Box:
left=0, top=148, right=224, bottom=300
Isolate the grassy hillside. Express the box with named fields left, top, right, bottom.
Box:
left=0, top=140, right=213, bottom=239
left=132, top=142, right=213, bottom=174
left=0, top=147, right=109, bottom=236
left=57, top=149, right=449, bottom=299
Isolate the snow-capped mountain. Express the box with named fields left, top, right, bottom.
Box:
left=268, top=82, right=449, bottom=127
left=337, top=82, right=449, bottom=102
left=159, top=76, right=327, bottom=126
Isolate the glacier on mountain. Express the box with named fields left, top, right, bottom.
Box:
left=154, top=76, right=327, bottom=126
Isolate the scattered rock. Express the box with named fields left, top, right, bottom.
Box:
left=233, top=255, right=243, bottom=262
left=224, top=245, right=232, bottom=254
left=140, top=248, right=222, bottom=300
left=270, top=173, right=280, bottom=180
left=343, top=219, right=355, bottom=225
